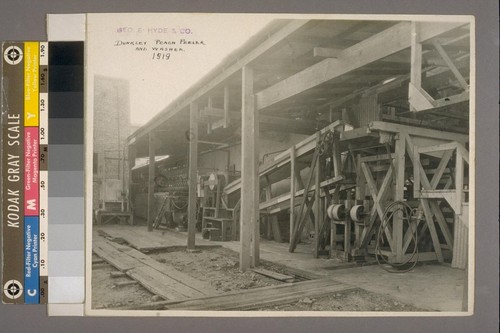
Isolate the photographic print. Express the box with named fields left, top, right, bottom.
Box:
left=85, top=13, right=474, bottom=316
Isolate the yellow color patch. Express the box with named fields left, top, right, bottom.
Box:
left=24, top=42, right=39, bottom=126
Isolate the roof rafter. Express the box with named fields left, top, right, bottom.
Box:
left=129, top=20, right=311, bottom=143
left=255, top=21, right=466, bottom=111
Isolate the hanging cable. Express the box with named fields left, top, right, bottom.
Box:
left=375, top=200, right=421, bottom=273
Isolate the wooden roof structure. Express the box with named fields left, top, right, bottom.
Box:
left=128, top=17, right=471, bottom=163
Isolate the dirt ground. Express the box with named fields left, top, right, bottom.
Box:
left=259, top=288, right=426, bottom=311
left=92, top=245, right=427, bottom=311
left=148, top=247, right=293, bottom=292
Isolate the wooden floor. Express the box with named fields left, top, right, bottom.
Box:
left=93, top=236, right=217, bottom=300
left=93, top=225, right=466, bottom=311
left=93, top=225, right=357, bottom=310
left=97, top=225, right=220, bottom=251
left=93, top=231, right=354, bottom=310
left=95, top=225, right=357, bottom=276
left=130, top=277, right=355, bottom=311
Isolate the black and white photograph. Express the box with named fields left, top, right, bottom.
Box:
left=85, top=13, right=474, bottom=315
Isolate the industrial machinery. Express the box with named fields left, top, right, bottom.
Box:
left=224, top=120, right=469, bottom=269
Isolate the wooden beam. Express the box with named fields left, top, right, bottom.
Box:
left=251, top=268, right=294, bottom=283
left=360, top=162, right=394, bottom=250
left=256, top=21, right=464, bottom=110
left=289, top=133, right=321, bottom=252
left=420, top=199, right=444, bottom=262
left=409, top=81, right=436, bottom=111
left=433, top=40, right=469, bottom=90
left=128, top=143, right=136, bottom=224
left=313, top=47, right=342, bottom=58
left=394, top=137, right=406, bottom=262
left=200, top=107, right=318, bottom=132
left=418, top=141, right=460, bottom=155
left=430, top=150, right=453, bottom=189
left=147, top=133, right=155, bottom=232
left=410, top=21, right=423, bottom=112
left=314, top=153, right=321, bottom=258
left=139, top=277, right=354, bottom=311
left=402, top=219, right=421, bottom=255
left=258, top=176, right=344, bottom=212
left=369, top=121, right=468, bottom=143
left=344, top=201, right=351, bottom=261
left=429, top=201, right=454, bottom=250
left=240, top=66, right=259, bottom=271
left=275, top=120, right=344, bottom=160
left=321, top=39, right=467, bottom=113
left=320, top=73, right=410, bottom=111
left=381, top=114, right=463, bottom=131
left=198, top=140, right=228, bottom=146
left=455, top=146, right=464, bottom=215
left=433, top=91, right=469, bottom=109
left=187, top=102, right=198, bottom=250
left=130, top=20, right=310, bottom=142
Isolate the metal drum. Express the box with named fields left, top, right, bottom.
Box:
left=327, top=204, right=346, bottom=220
left=350, top=205, right=365, bottom=222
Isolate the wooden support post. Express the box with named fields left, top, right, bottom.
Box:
left=344, top=200, right=351, bottom=261
left=412, top=144, right=421, bottom=199
left=223, top=85, right=230, bottom=128
left=289, top=147, right=296, bottom=243
left=240, top=66, right=259, bottom=271
left=147, top=133, right=155, bottom=232
left=409, top=21, right=424, bottom=112
left=410, top=22, right=422, bottom=90
left=332, top=137, right=341, bottom=178
left=394, top=137, right=406, bottom=262
left=214, top=176, right=221, bottom=218
left=314, top=153, right=321, bottom=258
left=187, top=102, right=199, bottom=250
left=330, top=221, right=336, bottom=258
left=420, top=199, right=444, bottom=262
left=455, top=148, right=464, bottom=215
left=128, top=143, right=136, bottom=225
left=409, top=22, right=422, bottom=107
left=251, top=78, right=260, bottom=268
left=353, top=154, right=364, bottom=249
left=330, top=185, right=341, bottom=258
